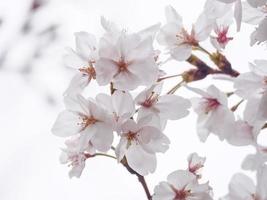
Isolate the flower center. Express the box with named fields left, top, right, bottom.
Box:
left=117, top=59, right=129, bottom=72
left=176, top=28, right=198, bottom=46
left=204, top=98, right=220, bottom=113
left=78, top=116, right=98, bottom=131
left=141, top=92, right=158, bottom=108
left=174, top=189, right=191, bottom=200
left=126, top=131, right=137, bottom=141
left=215, top=27, right=233, bottom=45
left=79, top=65, right=96, bottom=79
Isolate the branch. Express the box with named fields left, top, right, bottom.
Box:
left=121, top=158, right=152, bottom=200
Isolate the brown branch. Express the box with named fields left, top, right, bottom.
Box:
left=121, top=158, right=152, bottom=200
left=183, top=54, right=239, bottom=83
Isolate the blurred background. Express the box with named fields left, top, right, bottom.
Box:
left=0, top=0, right=267, bottom=199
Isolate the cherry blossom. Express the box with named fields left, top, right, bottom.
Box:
left=234, top=60, right=267, bottom=97
left=187, top=153, right=206, bottom=178
left=242, top=148, right=267, bottom=171
left=95, top=31, right=159, bottom=90
left=59, top=135, right=95, bottom=178
left=242, top=1, right=267, bottom=45
left=135, top=83, right=191, bottom=129
left=222, top=165, right=267, bottom=200
left=63, top=32, right=98, bottom=96
left=210, top=10, right=234, bottom=50
left=216, top=0, right=242, bottom=31
left=50, top=1, right=267, bottom=198
left=242, top=1, right=267, bottom=25
left=115, top=118, right=170, bottom=175
left=52, top=95, right=113, bottom=152
left=247, top=0, right=267, bottom=8
left=157, top=5, right=213, bottom=61
left=96, top=90, right=135, bottom=132
left=153, top=170, right=213, bottom=200
left=226, top=98, right=265, bottom=146
left=234, top=60, right=267, bottom=121
left=188, top=85, right=234, bottom=142
left=250, top=18, right=267, bottom=45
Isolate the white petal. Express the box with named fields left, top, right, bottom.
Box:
left=228, top=173, right=255, bottom=199
left=170, top=44, right=192, bottom=61
left=51, top=110, right=81, bottom=137
left=165, top=5, right=183, bottom=23
left=90, top=123, right=113, bottom=152
left=256, top=165, right=267, bottom=197
left=194, top=13, right=214, bottom=41
left=242, top=2, right=266, bottom=25
left=121, top=119, right=140, bottom=134
left=156, top=95, right=191, bottom=120
left=153, top=182, right=175, bottom=200
left=95, top=93, right=113, bottom=113
left=247, top=0, right=267, bottom=8
left=63, top=48, right=87, bottom=69
left=64, top=73, right=90, bottom=96
left=112, top=90, right=135, bottom=118
left=75, top=32, right=97, bottom=60
left=167, top=170, right=196, bottom=190
left=95, top=58, right=118, bottom=86
left=217, top=0, right=237, bottom=3
left=126, top=37, right=154, bottom=61
left=157, top=23, right=182, bottom=46
left=98, top=38, right=120, bottom=60
left=234, top=0, right=242, bottom=31
left=115, top=137, right=128, bottom=161
left=128, top=58, right=158, bottom=86
left=126, top=144, right=157, bottom=175
left=113, top=71, right=140, bottom=90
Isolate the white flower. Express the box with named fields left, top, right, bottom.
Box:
left=242, top=147, right=267, bottom=171
left=157, top=6, right=213, bottom=61
left=204, top=0, right=233, bottom=20
left=188, top=85, right=235, bottom=142
left=95, top=31, right=159, bottom=90
left=216, top=0, right=242, bottom=31
left=210, top=11, right=234, bottom=50
left=250, top=18, right=267, bottom=46
left=242, top=1, right=267, bottom=45
left=96, top=90, right=135, bottom=132
left=52, top=95, right=113, bottom=152
left=135, top=83, right=191, bottom=130
left=187, top=153, right=206, bottom=177
left=153, top=170, right=212, bottom=200
left=60, top=135, right=95, bottom=178
left=226, top=98, right=265, bottom=146
left=247, top=0, right=267, bottom=8
left=63, top=32, right=97, bottom=96
left=101, top=16, right=161, bottom=45
left=242, top=1, right=267, bottom=25
left=115, top=118, right=170, bottom=175
left=234, top=60, right=267, bottom=98
left=222, top=165, right=267, bottom=200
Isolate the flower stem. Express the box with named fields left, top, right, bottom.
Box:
left=167, top=80, right=184, bottom=94
left=93, top=153, right=117, bottom=160
left=158, top=74, right=182, bottom=82
left=195, top=45, right=213, bottom=57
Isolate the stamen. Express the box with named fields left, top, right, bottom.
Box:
left=204, top=98, right=220, bottom=113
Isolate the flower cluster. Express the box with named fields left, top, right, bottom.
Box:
left=52, top=0, right=267, bottom=199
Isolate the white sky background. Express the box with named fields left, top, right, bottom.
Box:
left=0, top=0, right=267, bottom=199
